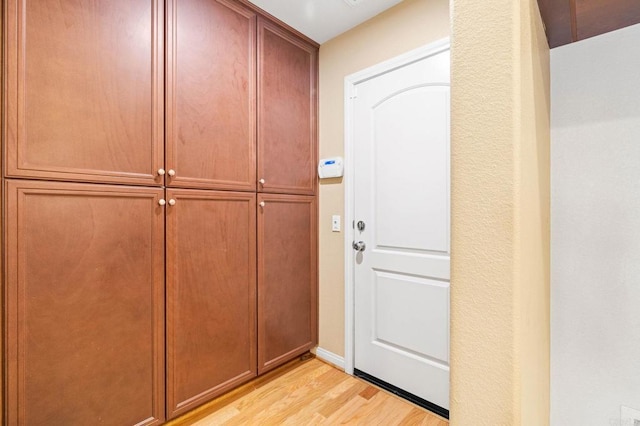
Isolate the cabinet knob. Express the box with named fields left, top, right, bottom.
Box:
left=168, top=199, right=176, bottom=206
left=158, top=199, right=166, bottom=206
left=157, top=168, right=166, bottom=176
left=168, top=169, right=176, bottom=177
left=259, top=201, right=265, bottom=208
left=258, top=178, right=265, bottom=185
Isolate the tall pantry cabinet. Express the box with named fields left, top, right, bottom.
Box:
left=2, top=0, right=318, bottom=424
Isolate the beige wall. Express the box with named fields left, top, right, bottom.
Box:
left=518, top=0, right=550, bottom=423
left=450, top=0, right=550, bottom=424
left=317, top=0, right=450, bottom=357
left=319, top=0, right=550, bottom=421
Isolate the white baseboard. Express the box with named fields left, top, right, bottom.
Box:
left=315, top=347, right=345, bottom=370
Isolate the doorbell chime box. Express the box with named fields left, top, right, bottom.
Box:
left=318, top=157, right=344, bottom=179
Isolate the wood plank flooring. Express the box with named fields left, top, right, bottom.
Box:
left=172, top=358, right=448, bottom=425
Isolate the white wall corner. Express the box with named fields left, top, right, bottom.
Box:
left=315, top=347, right=346, bottom=370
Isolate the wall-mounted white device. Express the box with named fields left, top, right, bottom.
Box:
left=318, top=157, right=344, bottom=179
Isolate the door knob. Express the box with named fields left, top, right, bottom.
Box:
left=158, top=199, right=166, bottom=206
left=259, top=201, right=265, bottom=207
left=157, top=168, right=166, bottom=176
left=168, top=169, right=176, bottom=177
left=258, top=178, right=265, bottom=185
left=168, top=199, right=176, bottom=206
left=352, top=241, right=366, bottom=252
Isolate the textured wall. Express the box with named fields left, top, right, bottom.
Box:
left=450, top=0, right=550, bottom=423
left=518, top=0, right=551, bottom=424
left=551, top=23, right=640, bottom=426
left=317, top=0, right=450, bottom=357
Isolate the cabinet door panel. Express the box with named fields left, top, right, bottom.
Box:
left=258, top=194, right=317, bottom=373
left=257, top=19, right=318, bottom=195
left=5, top=180, right=165, bottom=425
left=166, top=0, right=256, bottom=190
left=4, top=0, right=164, bottom=185
left=166, top=189, right=257, bottom=418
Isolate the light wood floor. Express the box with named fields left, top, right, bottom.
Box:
left=174, top=358, right=448, bottom=425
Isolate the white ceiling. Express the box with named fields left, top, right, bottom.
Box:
left=247, top=0, right=405, bottom=44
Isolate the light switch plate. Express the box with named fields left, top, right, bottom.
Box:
left=332, top=215, right=341, bottom=232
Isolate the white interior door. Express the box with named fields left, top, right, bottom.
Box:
left=352, top=45, right=450, bottom=411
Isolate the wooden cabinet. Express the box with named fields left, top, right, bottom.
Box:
left=4, top=180, right=165, bottom=425
left=4, top=0, right=164, bottom=186
left=258, top=194, right=317, bottom=374
left=257, top=18, right=318, bottom=195
left=166, top=189, right=257, bottom=418
left=166, top=0, right=257, bottom=191
left=2, top=0, right=318, bottom=422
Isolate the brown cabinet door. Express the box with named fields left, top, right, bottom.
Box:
left=4, top=0, right=164, bottom=186
left=166, top=0, right=256, bottom=191
left=5, top=180, right=165, bottom=425
left=257, top=18, right=318, bottom=195
left=166, top=189, right=257, bottom=418
left=258, top=194, right=317, bottom=374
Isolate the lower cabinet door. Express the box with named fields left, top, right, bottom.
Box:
left=5, top=180, right=165, bottom=426
left=257, top=193, right=317, bottom=374
left=166, top=189, right=257, bottom=418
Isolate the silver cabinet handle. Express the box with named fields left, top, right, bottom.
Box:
left=157, top=168, right=166, bottom=176
left=168, top=199, right=176, bottom=206
left=352, top=241, right=366, bottom=252
left=259, top=201, right=265, bottom=207
left=158, top=199, right=166, bottom=206
left=168, top=169, right=176, bottom=177
left=258, top=178, right=265, bottom=185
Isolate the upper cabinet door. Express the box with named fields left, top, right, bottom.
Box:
left=257, top=18, right=318, bottom=195
left=166, top=0, right=256, bottom=191
left=4, top=0, right=164, bottom=186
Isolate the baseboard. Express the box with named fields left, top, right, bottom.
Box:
left=314, top=347, right=345, bottom=370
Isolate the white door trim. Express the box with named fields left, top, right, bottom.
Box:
left=343, top=38, right=450, bottom=375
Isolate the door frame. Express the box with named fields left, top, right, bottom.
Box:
left=343, top=38, right=450, bottom=375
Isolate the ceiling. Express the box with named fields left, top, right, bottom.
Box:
left=247, top=0, right=404, bottom=44
left=538, top=0, right=640, bottom=48
left=247, top=0, right=640, bottom=50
